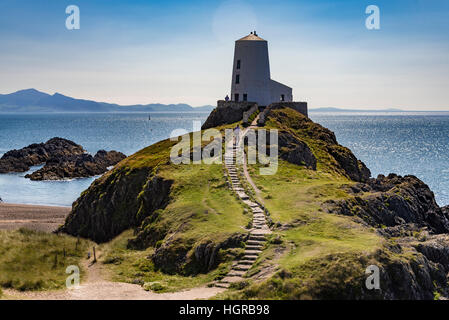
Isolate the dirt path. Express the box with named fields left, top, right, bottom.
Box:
left=240, top=116, right=264, bottom=205
left=3, top=248, right=224, bottom=300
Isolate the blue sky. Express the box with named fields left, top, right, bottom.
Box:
left=0, top=0, right=448, bottom=109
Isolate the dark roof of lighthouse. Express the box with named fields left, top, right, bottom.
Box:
left=237, top=32, right=266, bottom=41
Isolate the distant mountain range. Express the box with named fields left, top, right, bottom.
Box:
left=0, top=89, right=214, bottom=113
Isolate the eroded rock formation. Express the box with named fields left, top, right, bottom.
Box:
left=0, top=138, right=85, bottom=173
left=25, top=150, right=126, bottom=180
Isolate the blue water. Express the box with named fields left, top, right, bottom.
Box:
left=0, top=112, right=448, bottom=207
left=309, top=112, right=449, bottom=207
left=0, top=113, right=208, bottom=206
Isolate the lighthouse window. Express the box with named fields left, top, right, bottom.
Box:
left=237, top=60, right=241, bottom=69
left=235, top=74, right=240, bottom=84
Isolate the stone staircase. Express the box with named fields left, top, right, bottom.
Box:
left=215, top=136, right=271, bottom=288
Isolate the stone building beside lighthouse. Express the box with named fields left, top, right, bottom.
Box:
left=230, top=31, right=293, bottom=105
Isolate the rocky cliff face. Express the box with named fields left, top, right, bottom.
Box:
left=60, top=166, right=173, bottom=243
left=0, top=137, right=85, bottom=173
left=326, top=174, right=449, bottom=233
left=201, top=101, right=258, bottom=130
left=25, top=150, right=126, bottom=180
left=321, top=173, right=449, bottom=299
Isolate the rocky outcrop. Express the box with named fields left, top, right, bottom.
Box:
left=255, top=129, right=317, bottom=170
left=261, top=108, right=370, bottom=181
left=25, top=150, right=126, bottom=180
left=201, top=101, right=258, bottom=130
left=0, top=138, right=85, bottom=173
left=326, top=144, right=371, bottom=182
left=318, top=173, right=449, bottom=299
left=277, top=131, right=317, bottom=170
left=60, top=168, right=173, bottom=243
left=369, top=243, right=449, bottom=300
left=151, top=232, right=247, bottom=275
left=326, top=174, right=449, bottom=234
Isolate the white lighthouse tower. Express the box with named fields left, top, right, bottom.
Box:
left=230, top=31, right=293, bottom=106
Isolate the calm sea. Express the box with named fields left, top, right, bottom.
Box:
left=0, top=111, right=448, bottom=207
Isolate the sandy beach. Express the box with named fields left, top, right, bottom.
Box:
left=0, top=202, right=70, bottom=232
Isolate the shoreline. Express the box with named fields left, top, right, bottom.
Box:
left=0, top=201, right=71, bottom=208
left=0, top=202, right=71, bottom=232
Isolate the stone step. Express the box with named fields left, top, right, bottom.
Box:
left=242, top=255, right=258, bottom=261
left=237, top=192, right=249, bottom=200
left=215, top=282, right=230, bottom=288
left=249, top=235, right=266, bottom=241
left=219, top=276, right=244, bottom=284
left=245, top=249, right=262, bottom=255
left=250, top=231, right=269, bottom=236
left=246, top=244, right=263, bottom=250
left=228, top=270, right=246, bottom=277
left=233, top=264, right=251, bottom=271
left=238, top=260, right=255, bottom=265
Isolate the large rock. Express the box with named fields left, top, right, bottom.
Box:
left=25, top=150, right=126, bottom=181
left=257, top=129, right=317, bottom=170
left=326, top=174, right=449, bottom=234
left=60, top=168, right=173, bottom=243
left=201, top=101, right=258, bottom=130
left=150, top=232, right=247, bottom=275
left=0, top=137, right=85, bottom=173
left=261, top=108, right=370, bottom=181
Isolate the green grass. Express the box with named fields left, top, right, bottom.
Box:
left=100, top=230, right=232, bottom=293
left=101, top=162, right=250, bottom=285
left=157, top=163, right=250, bottom=241
left=249, top=160, right=350, bottom=223
left=222, top=107, right=387, bottom=299
left=0, top=229, right=90, bottom=291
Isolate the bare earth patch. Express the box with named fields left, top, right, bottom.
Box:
left=0, top=203, right=70, bottom=232
left=3, top=247, right=224, bottom=300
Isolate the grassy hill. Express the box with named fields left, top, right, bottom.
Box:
left=5, top=104, right=448, bottom=299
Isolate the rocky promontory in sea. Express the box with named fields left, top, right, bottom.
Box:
left=0, top=137, right=126, bottom=180
left=25, top=150, right=126, bottom=181
left=58, top=105, right=449, bottom=299
left=0, top=138, right=85, bottom=173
